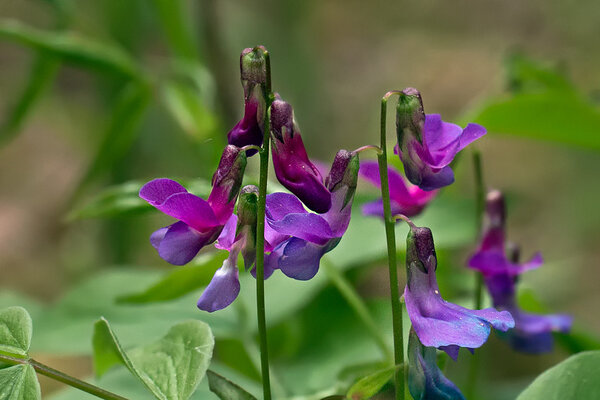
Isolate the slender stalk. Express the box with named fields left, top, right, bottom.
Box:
left=0, top=354, right=127, bottom=400
left=321, top=259, right=392, bottom=361
left=377, top=92, right=405, bottom=400
left=255, top=49, right=273, bottom=400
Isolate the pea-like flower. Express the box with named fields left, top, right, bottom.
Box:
left=359, top=161, right=438, bottom=218
left=404, top=223, right=514, bottom=359
left=264, top=149, right=359, bottom=280
left=396, top=88, right=487, bottom=191
left=139, top=145, right=246, bottom=265
left=270, top=96, right=332, bottom=213
left=227, top=47, right=268, bottom=154
left=468, top=190, right=572, bottom=353
left=408, top=329, right=465, bottom=400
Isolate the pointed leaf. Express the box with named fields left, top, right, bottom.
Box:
left=346, top=365, right=398, bottom=400
left=206, top=370, right=257, bottom=400
left=0, top=364, right=41, bottom=400
left=0, top=307, right=32, bottom=358
left=516, top=351, right=600, bottom=400
left=93, top=318, right=214, bottom=400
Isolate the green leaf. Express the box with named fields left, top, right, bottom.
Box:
left=93, top=318, right=214, bottom=400
left=0, top=307, right=32, bottom=358
left=72, top=82, right=151, bottom=199
left=346, top=365, right=397, bottom=400
left=516, top=351, right=600, bottom=400
left=0, top=19, right=139, bottom=78
left=0, top=56, right=59, bottom=148
left=206, top=370, right=257, bottom=400
left=118, top=253, right=226, bottom=304
left=0, top=364, right=41, bottom=400
left=150, top=0, right=199, bottom=61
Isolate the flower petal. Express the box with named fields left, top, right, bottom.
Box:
left=265, top=192, right=308, bottom=220
left=155, top=192, right=220, bottom=232
left=278, top=238, right=327, bottom=280
left=457, top=123, right=487, bottom=152
left=215, top=215, right=238, bottom=251
left=150, top=226, right=169, bottom=250
left=418, top=165, right=455, bottom=191
left=197, top=260, right=240, bottom=312
left=266, top=212, right=334, bottom=245
left=139, top=178, right=188, bottom=205
left=156, top=222, right=207, bottom=265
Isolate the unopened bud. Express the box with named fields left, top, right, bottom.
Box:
left=396, top=87, right=425, bottom=145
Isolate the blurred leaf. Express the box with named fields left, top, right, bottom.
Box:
left=0, top=56, right=59, bottom=148
left=162, top=80, right=219, bottom=140
left=0, top=20, right=139, bottom=78
left=206, top=370, right=257, bottom=400
left=0, top=307, right=32, bottom=358
left=73, top=82, right=151, bottom=199
left=345, top=365, right=397, bottom=400
left=505, top=53, right=574, bottom=94
left=0, top=364, right=41, bottom=400
left=94, top=318, right=214, bottom=400
left=516, top=351, right=600, bottom=400
left=118, top=253, right=226, bottom=303
left=151, top=0, right=199, bottom=61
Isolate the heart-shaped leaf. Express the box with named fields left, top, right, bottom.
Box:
left=0, top=307, right=33, bottom=358
left=0, top=364, right=41, bottom=400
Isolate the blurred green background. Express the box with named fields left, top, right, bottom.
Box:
left=0, top=0, right=599, bottom=399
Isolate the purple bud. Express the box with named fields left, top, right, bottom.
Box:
left=270, top=98, right=331, bottom=213
left=208, top=145, right=247, bottom=223
left=240, top=46, right=267, bottom=92
left=406, top=225, right=436, bottom=276
left=480, top=189, right=506, bottom=252
left=325, top=149, right=359, bottom=210
left=396, top=88, right=425, bottom=145
left=227, top=98, right=263, bottom=154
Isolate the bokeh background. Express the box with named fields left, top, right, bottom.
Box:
left=0, top=1, right=599, bottom=399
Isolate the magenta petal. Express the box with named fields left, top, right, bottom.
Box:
left=278, top=238, right=326, bottom=280
left=359, top=161, right=412, bottom=199
left=362, top=199, right=386, bottom=218
left=139, top=178, right=188, bottom=205
left=157, top=222, right=206, bottom=265
left=265, top=192, right=308, bottom=220
left=155, top=192, right=219, bottom=232
left=423, top=114, right=462, bottom=167
left=215, top=215, right=238, bottom=251
left=457, top=123, right=487, bottom=152
left=197, top=260, right=240, bottom=312
left=266, top=212, right=334, bottom=245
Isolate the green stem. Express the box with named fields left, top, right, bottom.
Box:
left=255, top=50, right=273, bottom=400
left=0, top=353, right=128, bottom=400
left=321, top=259, right=392, bottom=361
left=378, top=92, right=405, bottom=400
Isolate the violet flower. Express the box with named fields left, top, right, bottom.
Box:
left=396, top=88, right=487, bottom=191
left=404, top=224, right=514, bottom=359
left=468, top=190, right=572, bottom=353
left=408, top=329, right=465, bottom=400
left=264, top=149, right=359, bottom=280
left=227, top=47, right=268, bottom=154
left=270, top=96, right=332, bottom=213
left=359, top=161, right=438, bottom=218
left=140, top=145, right=246, bottom=265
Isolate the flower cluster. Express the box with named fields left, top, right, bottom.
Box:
left=468, top=190, right=572, bottom=353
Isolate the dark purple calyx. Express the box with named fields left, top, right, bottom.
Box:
left=406, top=225, right=437, bottom=280
left=208, top=145, right=247, bottom=222
left=325, top=149, right=359, bottom=210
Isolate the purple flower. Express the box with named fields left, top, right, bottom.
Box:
left=396, top=88, right=486, bottom=191
left=264, top=149, right=359, bottom=280
left=270, top=97, right=331, bottom=213
left=359, top=161, right=438, bottom=218
left=468, top=190, right=572, bottom=353
left=404, top=225, right=514, bottom=359
left=140, top=145, right=246, bottom=265
left=408, top=329, right=465, bottom=400
left=227, top=47, right=268, bottom=154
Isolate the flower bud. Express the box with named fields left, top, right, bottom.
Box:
left=208, top=145, right=247, bottom=222
left=325, top=149, right=359, bottom=210
left=270, top=98, right=331, bottom=213
left=236, top=185, right=259, bottom=269
left=396, top=87, right=425, bottom=145
left=480, top=189, right=506, bottom=252
left=240, top=46, right=267, bottom=93
left=406, top=225, right=437, bottom=278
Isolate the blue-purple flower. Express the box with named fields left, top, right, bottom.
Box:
left=408, top=329, right=465, bottom=400
left=264, top=149, right=359, bottom=280
left=468, top=190, right=572, bottom=353
left=139, top=145, right=246, bottom=265
left=359, top=161, right=438, bottom=218
left=396, top=88, right=487, bottom=191
left=404, top=224, right=514, bottom=359
left=270, top=96, right=332, bottom=213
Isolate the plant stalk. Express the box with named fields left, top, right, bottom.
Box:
left=0, top=353, right=128, bottom=400
left=378, top=92, right=405, bottom=400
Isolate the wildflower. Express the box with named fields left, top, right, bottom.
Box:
left=396, top=88, right=487, bottom=191
left=264, top=149, right=359, bottom=280
left=404, top=223, right=514, bottom=359
left=270, top=96, right=332, bottom=213
left=468, top=190, right=572, bottom=353
left=227, top=47, right=268, bottom=154
left=197, top=186, right=259, bottom=312
left=359, top=161, right=437, bottom=218
left=408, top=329, right=465, bottom=400
left=140, top=145, right=246, bottom=265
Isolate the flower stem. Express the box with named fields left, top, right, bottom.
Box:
left=255, top=49, right=273, bottom=400
left=0, top=353, right=128, bottom=400
left=321, top=259, right=393, bottom=362
left=378, top=92, right=405, bottom=400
